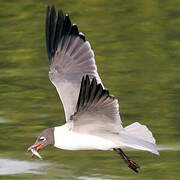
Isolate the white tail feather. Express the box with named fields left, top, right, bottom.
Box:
left=125, top=122, right=155, bottom=144
left=122, top=122, right=159, bottom=155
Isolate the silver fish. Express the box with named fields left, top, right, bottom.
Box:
left=31, top=148, right=42, bottom=159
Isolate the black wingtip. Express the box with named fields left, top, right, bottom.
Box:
left=79, top=32, right=86, bottom=41
left=47, top=6, right=50, bottom=12
left=76, top=76, right=113, bottom=113
left=70, top=24, right=79, bottom=35
left=45, top=6, right=86, bottom=64
left=51, top=5, right=55, bottom=12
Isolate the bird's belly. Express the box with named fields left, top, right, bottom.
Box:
left=54, top=127, right=116, bottom=150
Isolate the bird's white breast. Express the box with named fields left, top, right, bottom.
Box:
left=54, top=124, right=116, bottom=150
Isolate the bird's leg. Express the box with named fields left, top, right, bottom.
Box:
left=113, top=148, right=140, bottom=173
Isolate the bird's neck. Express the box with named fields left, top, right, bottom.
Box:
left=54, top=124, right=71, bottom=148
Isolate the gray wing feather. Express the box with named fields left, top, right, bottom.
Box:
left=70, top=76, right=123, bottom=136
left=46, top=6, right=102, bottom=121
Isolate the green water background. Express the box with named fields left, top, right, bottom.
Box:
left=0, top=0, right=180, bottom=179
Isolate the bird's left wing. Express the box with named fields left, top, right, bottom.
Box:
left=70, top=75, right=123, bottom=137
left=46, top=6, right=103, bottom=122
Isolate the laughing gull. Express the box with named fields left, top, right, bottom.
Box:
left=27, top=6, right=159, bottom=173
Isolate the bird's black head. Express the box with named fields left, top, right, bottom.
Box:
left=27, top=128, right=54, bottom=159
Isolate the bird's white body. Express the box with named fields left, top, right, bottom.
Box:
left=54, top=123, right=159, bottom=155
left=54, top=124, right=117, bottom=150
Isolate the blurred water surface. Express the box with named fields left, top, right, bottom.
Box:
left=0, top=0, right=180, bottom=179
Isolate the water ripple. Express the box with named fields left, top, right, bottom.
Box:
left=0, top=158, right=49, bottom=175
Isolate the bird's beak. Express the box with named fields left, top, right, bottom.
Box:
left=27, top=142, right=43, bottom=159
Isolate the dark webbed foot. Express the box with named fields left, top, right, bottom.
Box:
left=113, top=148, right=140, bottom=173
left=125, top=158, right=140, bottom=173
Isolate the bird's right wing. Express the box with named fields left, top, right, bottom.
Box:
left=70, top=76, right=123, bottom=137
left=69, top=76, right=159, bottom=156
left=46, top=6, right=103, bottom=122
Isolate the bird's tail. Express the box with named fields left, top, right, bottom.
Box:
left=125, top=122, right=156, bottom=144
left=119, top=122, right=159, bottom=155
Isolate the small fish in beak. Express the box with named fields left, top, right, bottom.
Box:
left=27, top=143, right=43, bottom=159
left=31, top=148, right=42, bottom=159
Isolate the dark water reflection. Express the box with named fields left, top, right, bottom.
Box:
left=0, top=0, right=180, bottom=179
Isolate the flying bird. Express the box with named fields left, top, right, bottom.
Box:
left=27, top=6, right=159, bottom=173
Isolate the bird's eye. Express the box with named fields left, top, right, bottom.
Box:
left=40, top=136, right=46, bottom=141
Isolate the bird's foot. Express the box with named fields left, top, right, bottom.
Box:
left=125, top=158, right=140, bottom=173
left=113, top=148, right=140, bottom=173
